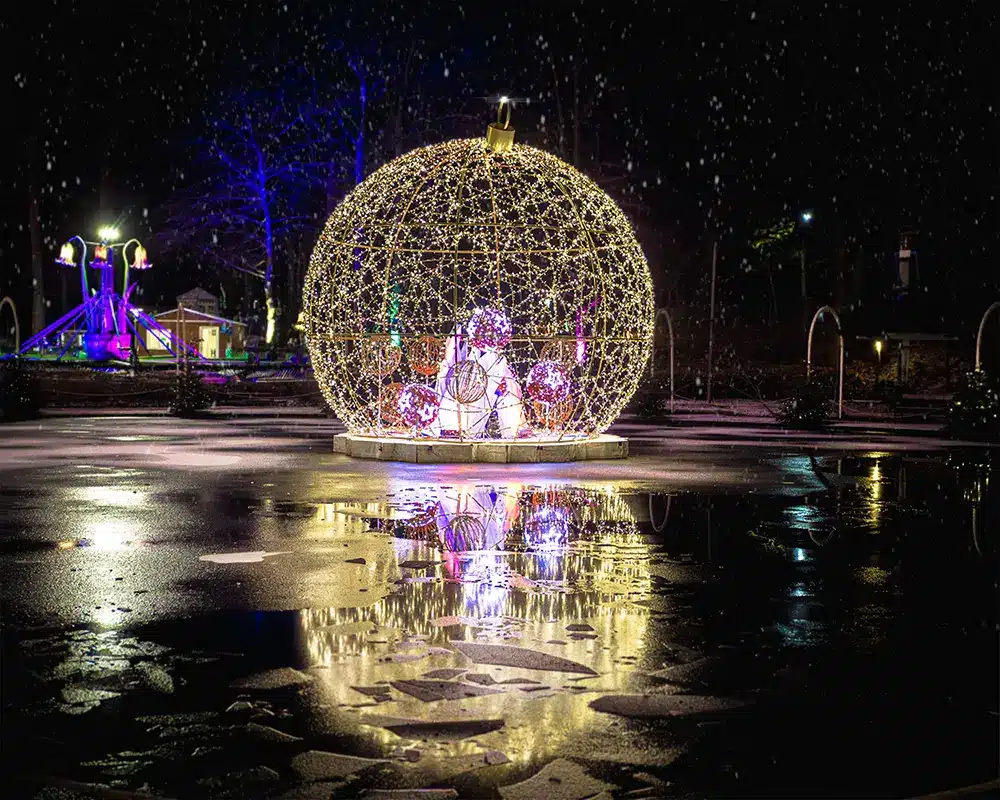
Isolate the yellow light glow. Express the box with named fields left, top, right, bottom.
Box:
left=875, top=340, right=883, bottom=355
left=304, top=135, right=654, bottom=439
left=98, top=226, right=120, bottom=242
left=867, top=461, right=883, bottom=525
left=75, top=486, right=146, bottom=507
left=83, top=522, right=133, bottom=551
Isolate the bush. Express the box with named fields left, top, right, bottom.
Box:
left=949, top=370, right=1000, bottom=441
left=634, top=391, right=669, bottom=420
left=169, top=368, right=212, bottom=417
left=632, top=372, right=672, bottom=420
left=776, top=381, right=832, bottom=429
left=0, top=358, right=42, bottom=421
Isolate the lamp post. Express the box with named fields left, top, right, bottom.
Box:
left=975, top=301, right=1000, bottom=371
left=799, top=209, right=814, bottom=332
left=875, top=339, right=883, bottom=364
left=0, top=296, right=19, bottom=352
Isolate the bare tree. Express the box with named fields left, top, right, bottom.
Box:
left=161, top=94, right=325, bottom=346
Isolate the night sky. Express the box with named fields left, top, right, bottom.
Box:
left=4, top=1, right=998, bottom=337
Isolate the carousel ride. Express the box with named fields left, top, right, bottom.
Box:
left=11, top=227, right=200, bottom=362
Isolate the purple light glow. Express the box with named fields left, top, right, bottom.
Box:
left=397, top=383, right=441, bottom=429
left=467, top=306, right=512, bottom=350
left=526, top=359, right=572, bottom=404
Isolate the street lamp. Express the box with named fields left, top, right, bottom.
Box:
left=798, top=210, right=814, bottom=330
left=874, top=339, right=883, bottom=363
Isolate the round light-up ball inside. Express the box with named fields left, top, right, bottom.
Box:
left=409, top=335, right=446, bottom=376
left=380, top=382, right=405, bottom=426
left=526, top=360, right=571, bottom=404
left=467, top=306, right=512, bottom=351
left=397, top=383, right=440, bottom=429
left=446, top=359, right=489, bottom=404
left=304, top=135, right=654, bottom=440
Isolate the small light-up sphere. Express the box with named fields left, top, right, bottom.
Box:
left=526, top=359, right=571, bottom=404
left=467, top=306, right=512, bottom=351
left=397, top=383, right=441, bottom=429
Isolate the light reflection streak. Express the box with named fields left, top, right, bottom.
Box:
left=300, top=483, right=652, bottom=765
left=80, top=521, right=134, bottom=551
left=72, top=486, right=147, bottom=508
left=867, top=460, right=883, bottom=525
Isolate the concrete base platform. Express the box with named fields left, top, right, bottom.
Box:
left=333, top=433, right=629, bottom=463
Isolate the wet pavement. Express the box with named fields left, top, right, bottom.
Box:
left=1, top=415, right=998, bottom=798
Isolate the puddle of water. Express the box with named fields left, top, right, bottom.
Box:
left=1, top=451, right=997, bottom=798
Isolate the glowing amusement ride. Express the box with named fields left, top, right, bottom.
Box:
left=14, top=227, right=199, bottom=361
left=303, top=100, right=654, bottom=461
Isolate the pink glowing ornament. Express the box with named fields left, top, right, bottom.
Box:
left=526, top=359, right=571, bottom=404
left=467, top=306, right=512, bottom=350
left=397, top=383, right=441, bottom=429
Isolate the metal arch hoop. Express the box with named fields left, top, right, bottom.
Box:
left=648, top=492, right=672, bottom=533
left=652, top=307, right=675, bottom=413
left=806, top=304, right=844, bottom=420
left=809, top=529, right=836, bottom=547
left=975, top=301, right=1000, bottom=370
left=497, top=99, right=511, bottom=130
left=0, top=296, right=19, bottom=351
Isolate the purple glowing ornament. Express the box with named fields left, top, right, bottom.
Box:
left=467, top=306, right=512, bottom=350
left=526, top=360, right=571, bottom=404
left=397, top=383, right=441, bottom=429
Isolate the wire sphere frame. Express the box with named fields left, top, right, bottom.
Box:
left=304, top=136, right=654, bottom=441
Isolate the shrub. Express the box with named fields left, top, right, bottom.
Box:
left=777, top=381, right=832, bottom=429
left=632, top=372, right=672, bottom=420
left=169, top=368, right=212, bottom=417
left=949, top=370, right=1000, bottom=441
left=0, top=358, right=42, bottom=421
left=634, top=391, right=669, bottom=420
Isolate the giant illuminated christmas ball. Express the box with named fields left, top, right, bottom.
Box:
left=304, top=108, right=654, bottom=440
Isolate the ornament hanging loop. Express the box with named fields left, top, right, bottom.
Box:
left=497, top=97, right=512, bottom=130
left=486, top=97, right=515, bottom=153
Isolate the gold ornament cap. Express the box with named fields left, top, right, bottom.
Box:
left=486, top=98, right=514, bottom=152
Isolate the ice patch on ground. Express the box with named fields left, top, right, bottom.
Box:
left=199, top=551, right=290, bottom=563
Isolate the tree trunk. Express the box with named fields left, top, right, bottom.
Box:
left=551, top=60, right=565, bottom=158
left=263, top=228, right=277, bottom=347
left=355, top=77, right=367, bottom=186
left=572, top=62, right=580, bottom=167
left=28, top=185, right=44, bottom=334
left=800, top=246, right=808, bottom=332
left=326, top=168, right=339, bottom=216
left=766, top=261, right=778, bottom=326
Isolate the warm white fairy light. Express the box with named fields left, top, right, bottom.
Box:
left=303, top=130, right=654, bottom=440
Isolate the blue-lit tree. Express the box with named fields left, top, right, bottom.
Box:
left=298, top=31, right=474, bottom=208
left=161, top=87, right=327, bottom=346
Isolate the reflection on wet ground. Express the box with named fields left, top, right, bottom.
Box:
left=1, top=426, right=998, bottom=798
